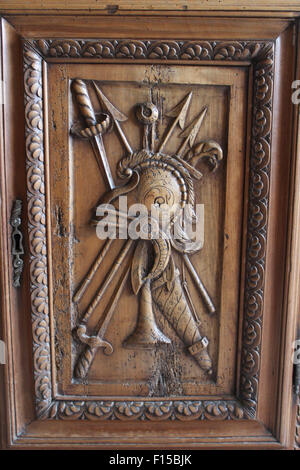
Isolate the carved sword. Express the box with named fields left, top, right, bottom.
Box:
left=72, top=79, right=115, bottom=190
left=71, top=79, right=117, bottom=304
left=74, top=263, right=131, bottom=379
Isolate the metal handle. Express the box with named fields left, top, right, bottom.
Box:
left=293, top=339, right=300, bottom=395
left=10, top=199, right=24, bottom=287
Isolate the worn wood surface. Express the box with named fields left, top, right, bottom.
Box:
left=4, top=16, right=292, bottom=39
left=0, top=11, right=299, bottom=450
left=279, top=21, right=300, bottom=450
left=0, top=1, right=300, bottom=13
left=47, top=63, right=245, bottom=398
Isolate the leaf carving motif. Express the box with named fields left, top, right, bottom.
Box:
left=23, top=38, right=273, bottom=421
left=24, top=44, right=51, bottom=417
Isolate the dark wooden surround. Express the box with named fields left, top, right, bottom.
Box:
left=0, top=2, right=299, bottom=450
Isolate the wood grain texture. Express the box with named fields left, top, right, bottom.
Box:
left=50, top=64, right=244, bottom=400
left=22, top=38, right=273, bottom=422
left=0, top=12, right=298, bottom=449
left=18, top=419, right=278, bottom=449
left=293, top=100, right=300, bottom=453
left=6, top=16, right=291, bottom=40
left=0, top=18, right=35, bottom=444
left=0, top=0, right=300, bottom=13
left=284, top=27, right=300, bottom=449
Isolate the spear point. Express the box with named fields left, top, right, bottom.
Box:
left=93, top=81, right=128, bottom=122
left=165, top=91, right=193, bottom=129
left=159, top=91, right=193, bottom=153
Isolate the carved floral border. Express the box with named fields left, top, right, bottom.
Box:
left=24, top=39, right=273, bottom=421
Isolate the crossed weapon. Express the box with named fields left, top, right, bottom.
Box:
left=71, top=79, right=216, bottom=378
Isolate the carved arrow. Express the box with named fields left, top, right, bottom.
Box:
left=177, top=106, right=207, bottom=158
left=80, top=238, right=134, bottom=324
left=93, top=81, right=133, bottom=155
left=158, top=91, right=193, bottom=154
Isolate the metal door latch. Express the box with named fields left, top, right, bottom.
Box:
left=10, top=199, right=24, bottom=287
left=293, top=339, right=300, bottom=395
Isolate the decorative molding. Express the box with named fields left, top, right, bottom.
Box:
left=31, top=39, right=272, bottom=63
left=43, top=399, right=246, bottom=421
left=239, top=42, right=273, bottom=415
left=23, top=44, right=52, bottom=417
left=23, top=38, right=274, bottom=421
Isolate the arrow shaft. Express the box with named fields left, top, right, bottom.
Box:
left=74, top=264, right=130, bottom=379
left=173, top=155, right=203, bottom=180
left=81, top=238, right=133, bottom=323
left=178, top=107, right=207, bottom=159
left=183, top=254, right=215, bottom=315
left=159, top=114, right=180, bottom=154
left=73, top=238, right=114, bottom=303
left=177, top=134, right=191, bottom=157
left=114, top=120, right=133, bottom=155
left=97, top=264, right=130, bottom=338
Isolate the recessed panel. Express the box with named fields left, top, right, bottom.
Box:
left=47, top=64, right=247, bottom=398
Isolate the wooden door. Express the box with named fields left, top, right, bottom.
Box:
left=0, top=6, right=299, bottom=449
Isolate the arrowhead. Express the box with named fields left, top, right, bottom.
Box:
left=166, top=91, right=193, bottom=129
left=93, top=81, right=128, bottom=122
left=180, top=107, right=207, bottom=147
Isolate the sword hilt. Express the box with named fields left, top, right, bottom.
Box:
left=74, top=324, right=113, bottom=379
left=74, top=341, right=115, bottom=379
left=71, top=79, right=111, bottom=139
left=72, top=78, right=97, bottom=127
left=74, top=344, right=96, bottom=379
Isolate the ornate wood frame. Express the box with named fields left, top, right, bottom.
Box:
left=24, top=38, right=273, bottom=422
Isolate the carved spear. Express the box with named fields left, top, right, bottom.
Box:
left=73, top=238, right=114, bottom=303
left=74, top=264, right=131, bottom=379
left=93, top=81, right=133, bottom=155
left=183, top=254, right=216, bottom=315
left=177, top=106, right=207, bottom=158
left=79, top=238, right=133, bottom=324
left=158, top=91, right=193, bottom=154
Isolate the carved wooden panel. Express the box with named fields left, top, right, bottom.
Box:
left=22, top=38, right=273, bottom=422
left=1, top=11, right=298, bottom=449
